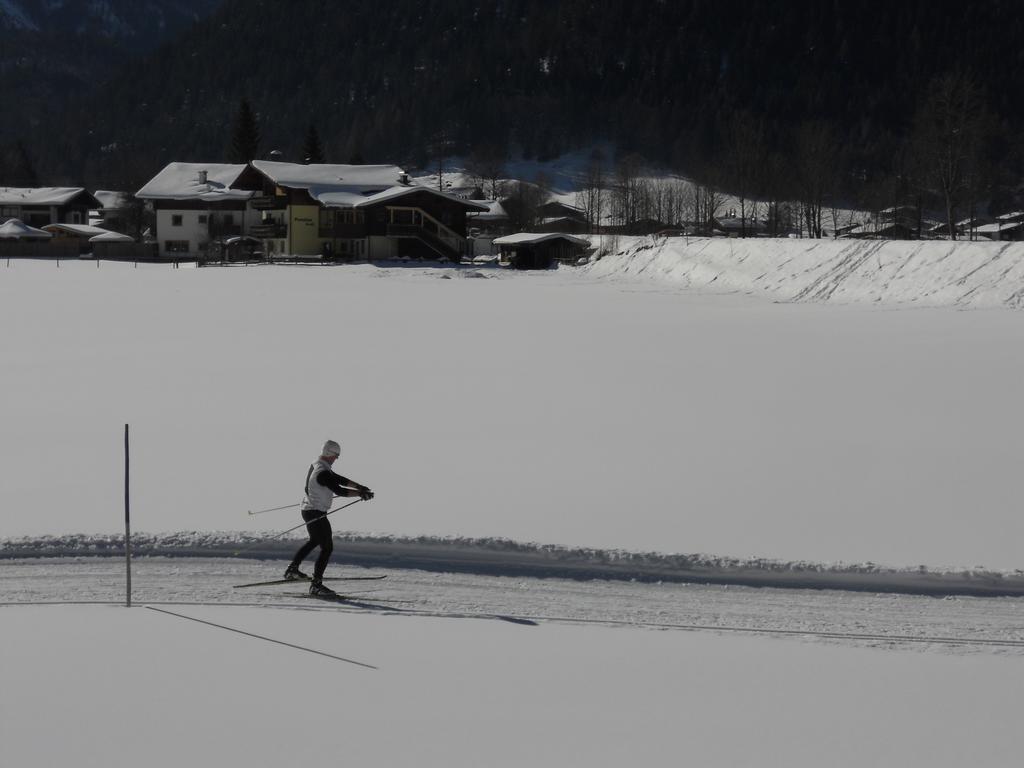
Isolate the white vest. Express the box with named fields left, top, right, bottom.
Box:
left=301, top=459, right=334, bottom=512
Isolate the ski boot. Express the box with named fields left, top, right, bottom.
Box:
left=309, top=579, right=336, bottom=597
left=283, top=565, right=308, bottom=581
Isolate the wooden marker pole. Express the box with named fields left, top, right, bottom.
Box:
left=124, top=424, right=132, bottom=607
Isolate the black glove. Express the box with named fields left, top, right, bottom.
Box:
left=359, top=488, right=374, bottom=501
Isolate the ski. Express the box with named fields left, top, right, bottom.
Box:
left=286, top=592, right=414, bottom=605
left=233, top=575, right=388, bottom=589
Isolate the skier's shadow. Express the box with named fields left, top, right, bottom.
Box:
left=341, top=599, right=538, bottom=626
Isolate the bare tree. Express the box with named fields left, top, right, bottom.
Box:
left=466, top=144, right=507, bottom=199
left=503, top=180, right=549, bottom=231
left=723, top=112, right=766, bottom=236
left=911, top=72, right=990, bottom=240
left=792, top=121, right=842, bottom=238
left=694, top=182, right=725, bottom=233
left=611, top=153, right=645, bottom=232
left=575, top=148, right=609, bottom=233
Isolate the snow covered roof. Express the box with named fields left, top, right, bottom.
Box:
left=136, top=163, right=254, bottom=202
left=93, top=190, right=128, bottom=210
left=995, top=211, right=1024, bottom=222
left=251, top=160, right=403, bottom=206
left=0, top=187, right=94, bottom=206
left=251, top=160, right=488, bottom=211
left=348, top=184, right=488, bottom=211
left=0, top=218, right=52, bottom=239
left=467, top=200, right=510, bottom=221
left=43, top=223, right=111, bottom=238
left=493, top=232, right=589, bottom=247
left=975, top=221, right=1024, bottom=234
left=89, top=231, right=134, bottom=243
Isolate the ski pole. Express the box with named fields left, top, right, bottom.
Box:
left=229, top=498, right=365, bottom=557
left=267, top=498, right=364, bottom=540
left=248, top=502, right=300, bottom=516
left=248, top=489, right=366, bottom=516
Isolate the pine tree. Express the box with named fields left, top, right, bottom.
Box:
left=1, top=140, right=39, bottom=187
left=302, top=124, right=325, bottom=163
left=229, top=99, right=261, bottom=163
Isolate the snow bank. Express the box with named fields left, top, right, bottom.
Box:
left=4, top=534, right=1023, bottom=596
left=585, top=235, right=1024, bottom=309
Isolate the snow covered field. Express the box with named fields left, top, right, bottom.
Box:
left=2, top=247, right=1022, bottom=766
left=2, top=586, right=1020, bottom=767
left=2, top=556, right=1022, bottom=767
left=1, top=254, right=1022, bottom=572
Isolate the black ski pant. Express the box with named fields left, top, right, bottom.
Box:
left=289, top=509, right=333, bottom=580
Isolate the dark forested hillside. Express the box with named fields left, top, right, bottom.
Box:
left=0, top=0, right=222, bottom=154
left=10, top=0, right=1024, bottom=204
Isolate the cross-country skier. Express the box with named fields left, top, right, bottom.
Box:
left=285, top=440, right=374, bottom=595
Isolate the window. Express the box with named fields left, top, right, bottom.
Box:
left=223, top=214, right=235, bottom=226
left=171, top=214, right=183, bottom=226
left=198, top=215, right=208, bottom=224
left=165, top=240, right=190, bottom=253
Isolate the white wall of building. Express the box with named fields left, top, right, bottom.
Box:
left=155, top=206, right=259, bottom=257
left=156, top=209, right=208, bottom=257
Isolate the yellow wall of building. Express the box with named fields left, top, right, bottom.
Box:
left=288, top=205, right=321, bottom=255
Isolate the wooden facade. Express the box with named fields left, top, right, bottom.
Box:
left=495, top=234, right=590, bottom=269
left=246, top=166, right=484, bottom=260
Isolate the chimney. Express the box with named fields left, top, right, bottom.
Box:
left=198, top=170, right=208, bottom=185
left=399, top=172, right=409, bottom=185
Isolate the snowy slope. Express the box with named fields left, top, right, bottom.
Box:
left=585, top=235, right=1024, bottom=309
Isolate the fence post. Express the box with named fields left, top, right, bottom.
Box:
left=124, top=424, right=132, bottom=607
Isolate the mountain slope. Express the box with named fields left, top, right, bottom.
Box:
left=12, top=0, right=1024, bottom=192
left=0, top=0, right=222, bottom=152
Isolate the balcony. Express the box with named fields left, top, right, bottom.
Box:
left=209, top=225, right=242, bottom=238
left=250, top=195, right=286, bottom=210
left=318, top=223, right=366, bottom=238
left=250, top=223, right=286, bottom=238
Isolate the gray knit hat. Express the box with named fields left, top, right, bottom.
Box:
left=321, top=439, right=341, bottom=458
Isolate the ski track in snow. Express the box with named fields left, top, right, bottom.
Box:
left=4, top=533, right=1024, bottom=597
left=2, top=557, right=1022, bottom=656
left=586, top=235, right=1024, bottom=309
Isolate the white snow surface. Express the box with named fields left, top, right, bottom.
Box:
left=1, top=255, right=1023, bottom=575
left=0, top=186, right=87, bottom=205
left=135, top=162, right=254, bottom=201
left=3, top=245, right=1023, bottom=767
left=585, top=234, right=1024, bottom=309
left=1, top=594, right=1019, bottom=767
left=252, top=159, right=404, bottom=207
left=493, top=232, right=589, bottom=246
left=0, top=218, right=51, bottom=238
left=3, top=555, right=1022, bottom=767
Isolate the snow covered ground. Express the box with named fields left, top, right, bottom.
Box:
left=2, top=558, right=1022, bottom=767
left=2, top=246, right=1022, bottom=766
left=1, top=256, right=1022, bottom=572
left=4, top=557, right=1023, bottom=653
left=586, top=234, right=1024, bottom=309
